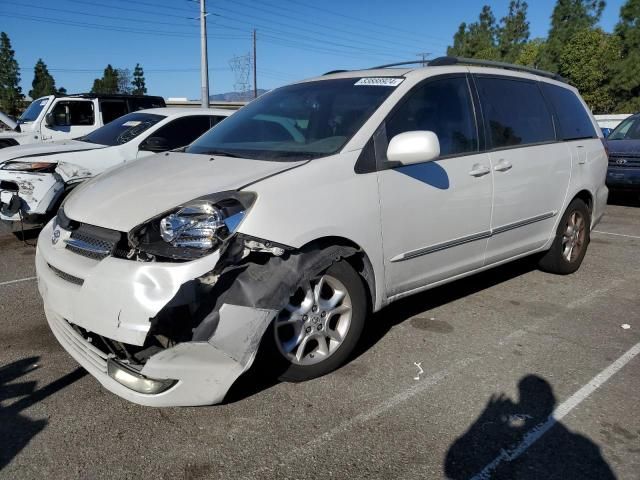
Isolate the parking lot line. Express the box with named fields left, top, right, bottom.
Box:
left=593, top=230, right=640, bottom=240
left=0, top=276, right=37, bottom=287
left=470, top=341, right=640, bottom=480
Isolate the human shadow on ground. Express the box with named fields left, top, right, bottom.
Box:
left=444, top=375, right=616, bottom=479
left=225, top=256, right=538, bottom=403
left=0, top=357, right=86, bottom=471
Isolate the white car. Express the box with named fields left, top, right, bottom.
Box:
left=0, top=93, right=166, bottom=148
left=35, top=58, right=608, bottom=406
left=0, top=108, right=231, bottom=230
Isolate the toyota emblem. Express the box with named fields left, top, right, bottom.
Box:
left=52, top=227, right=61, bottom=245
left=616, top=159, right=628, bottom=165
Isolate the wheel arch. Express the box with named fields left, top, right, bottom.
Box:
left=572, top=189, right=593, bottom=213
left=300, top=235, right=377, bottom=313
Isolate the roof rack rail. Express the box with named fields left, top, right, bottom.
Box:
left=369, top=60, right=429, bottom=69
left=428, top=56, right=566, bottom=82
left=323, top=69, right=350, bottom=75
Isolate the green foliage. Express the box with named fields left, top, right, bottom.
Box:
left=610, top=0, right=640, bottom=112
left=514, top=38, right=545, bottom=67
left=447, top=5, right=500, bottom=60
left=541, top=0, right=605, bottom=71
left=498, top=1, right=530, bottom=63
left=560, top=29, right=621, bottom=113
left=132, top=63, right=147, bottom=95
left=91, top=65, right=119, bottom=94
left=0, top=32, right=23, bottom=116
left=29, top=59, right=61, bottom=99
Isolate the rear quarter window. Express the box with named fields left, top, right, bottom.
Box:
left=541, top=83, right=596, bottom=141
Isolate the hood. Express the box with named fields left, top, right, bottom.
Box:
left=64, top=152, right=307, bottom=231
left=606, top=139, right=640, bottom=156
left=0, top=139, right=105, bottom=164
left=0, top=111, right=18, bottom=131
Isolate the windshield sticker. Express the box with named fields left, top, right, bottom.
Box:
left=355, top=77, right=404, bottom=87
left=122, top=121, right=142, bottom=127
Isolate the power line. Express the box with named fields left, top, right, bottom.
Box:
left=0, top=11, right=247, bottom=39
left=218, top=0, right=440, bottom=53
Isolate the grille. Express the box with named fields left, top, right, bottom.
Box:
left=48, top=314, right=109, bottom=374
left=609, top=155, right=640, bottom=168
left=65, top=223, right=122, bottom=260
left=48, top=263, right=84, bottom=286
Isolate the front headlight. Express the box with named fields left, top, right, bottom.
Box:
left=1, top=161, right=57, bottom=172
left=131, top=191, right=256, bottom=261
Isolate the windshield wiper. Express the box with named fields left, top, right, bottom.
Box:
left=201, top=150, right=242, bottom=158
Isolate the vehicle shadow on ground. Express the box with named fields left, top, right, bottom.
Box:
left=608, top=191, right=640, bottom=207
left=0, top=357, right=86, bottom=471
left=444, top=375, right=616, bottom=479
left=225, top=257, right=538, bottom=403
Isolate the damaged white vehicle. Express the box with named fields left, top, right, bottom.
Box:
left=36, top=57, right=608, bottom=406
left=0, top=108, right=230, bottom=230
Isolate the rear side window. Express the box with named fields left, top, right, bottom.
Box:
left=541, top=83, right=596, bottom=141
left=100, top=100, right=128, bottom=124
left=150, top=116, right=214, bottom=150
left=386, top=76, right=478, bottom=156
left=476, top=77, right=555, bottom=149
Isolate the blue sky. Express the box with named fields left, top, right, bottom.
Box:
left=0, top=0, right=627, bottom=99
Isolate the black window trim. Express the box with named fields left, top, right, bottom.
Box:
left=471, top=73, right=559, bottom=152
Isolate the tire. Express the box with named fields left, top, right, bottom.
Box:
left=538, top=198, right=591, bottom=275
left=269, top=259, right=367, bottom=382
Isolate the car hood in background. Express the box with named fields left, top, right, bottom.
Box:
left=0, top=139, right=106, bottom=164
left=64, top=152, right=307, bottom=231
left=0, top=111, right=18, bottom=131
left=606, top=139, right=640, bottom=156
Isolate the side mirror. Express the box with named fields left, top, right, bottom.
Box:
left=140, top=136, right=170, bottom=152
left=387, top=131, right=440, bottom=166
left=601, top=128, right=612, bottom=138
left=44, top=112, right=56, bottom=128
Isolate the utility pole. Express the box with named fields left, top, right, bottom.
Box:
left=252, top=29, right=257, bottom=99
left=200, top=0, right=209, bottom=107
left=416, top=52, right=431, bottom=67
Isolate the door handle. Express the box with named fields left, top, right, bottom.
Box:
left=469, top=164, right=491, bottom=177
left=576, top=145, right=586, bottom=164
left=494, top=159, right=512, bottom=172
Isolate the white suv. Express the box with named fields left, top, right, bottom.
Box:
left=35, top=58, right=608, bottom=406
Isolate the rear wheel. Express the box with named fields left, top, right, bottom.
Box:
left=538, top=198, right=590, bottom=274
left=272, top=260, right=366, bottom=382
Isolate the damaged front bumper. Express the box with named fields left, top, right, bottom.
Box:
left=36, top=220, right=277, bottom=406
left=0, top=171, right=62, bottom=229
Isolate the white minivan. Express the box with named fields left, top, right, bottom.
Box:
left=36, top=58, right=608, bottom=406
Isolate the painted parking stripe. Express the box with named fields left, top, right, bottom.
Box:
left=0, top=276, right=36, bottom=287
left=470, top=341, right=640, bottom=480
left=593, top=230, right=640, bottom=240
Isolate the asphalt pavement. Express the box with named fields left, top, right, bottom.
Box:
left=1, top=199, right=639, bottom=479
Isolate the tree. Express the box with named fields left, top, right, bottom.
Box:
left=497, top=1, right=530, bottom=63
left=560, top=28, right=621, bottom=113
left=542, top=0, right=605, bottom=71
left=515, top=38, right=546, bottom=67
left=131, top=63, right=147, bottom=95
left=0, top=32, right=23, bottom=116
left=116, top=68, right=132, bottom=94
left=91, top=65, right=119, bottom=94
left=447, top=5, right=500, bottom=60
left=29, top=59, right=62, bottom=99
left=610, top=0, right=640, bottom=112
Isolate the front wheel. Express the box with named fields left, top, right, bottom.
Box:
left=538, top=198, right=591, bottom=275
left=271, top=260, right=367, bottom=382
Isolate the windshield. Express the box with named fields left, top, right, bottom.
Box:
left=18, top=97, right=50, bottom=123
left=608, top=116, right=640, bottom=140
left=79, top=112, right=165, bottom=146
left=186, top=78, right=400, bottom=160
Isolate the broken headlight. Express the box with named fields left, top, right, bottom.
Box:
left=1, top=161, right=57, bottom=173
left=132, top=191, right=256, bottom=261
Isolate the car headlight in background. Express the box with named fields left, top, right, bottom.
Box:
left=1, top=161, right=57, bottom=173
left=132, top=191, right=256, bottom=261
